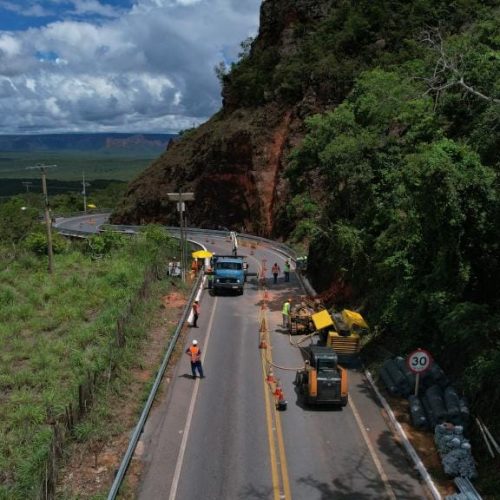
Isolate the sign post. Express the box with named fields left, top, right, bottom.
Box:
left=407, top=348, right=433, bottom=396
left=167, top=192, right=194, bottom=282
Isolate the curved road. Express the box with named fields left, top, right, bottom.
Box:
left=54, top=217, right=429, bottom=499
left=137, top=233, right=429, bottom=500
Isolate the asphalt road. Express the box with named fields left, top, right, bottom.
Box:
left=54, top=213, right=109, bottom=234
left=136, top=233, right=430, bottom=500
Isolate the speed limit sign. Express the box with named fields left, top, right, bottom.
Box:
left=407, top=348, right=432, bottom=373
left=407, top=349, right=433, bottom=396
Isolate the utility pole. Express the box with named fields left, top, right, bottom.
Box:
left=82, top=171, right=90, bottom=213
left=26, top=163, right=57, bottom=273
left=167, top=191, right=194, bottom=282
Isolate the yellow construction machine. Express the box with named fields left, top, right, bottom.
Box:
left=295, top=345, right=348, bottom=406
left=312, top=308, right=369, bottom=363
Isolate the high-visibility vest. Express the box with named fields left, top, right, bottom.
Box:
left=188, top=346, right=200, bottom=362
left=284, top=262, right=290, bottom=272
left=282, top=301, right=290, bottom=315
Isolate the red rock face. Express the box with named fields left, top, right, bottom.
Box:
left=112, top=106, right=298, bottom=236
left=111, top=0, right=332, bottom=236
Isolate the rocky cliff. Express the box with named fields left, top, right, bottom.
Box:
left=111, top=0, right=335, bottom=236
left=112, top=0, right=488, bottom=237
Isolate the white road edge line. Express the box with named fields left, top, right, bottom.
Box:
left=265, top=242, right=441, bottom=499
left=349, top=396, right=397, bottom=500
left=191, top=238, right=440, bottom=499
left=168, top=295, right=218, bottom=500
left=364, top=370, right=442, bottom=500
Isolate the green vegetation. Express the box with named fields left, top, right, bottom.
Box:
left=284, top=6, right=499, bottom=491
left=0, top=222, right=179, bottom=498
left=0, top=149, right=157, bottom=200
left=0, top=150, right=158, bottom=181
left=1, top=181, right=128, bottom=222
left=224, top=0, right=497, bottom=108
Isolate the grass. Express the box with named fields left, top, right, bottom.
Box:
left=0, top=150, right=159, bottom=182
left=0, top=231, right=179, bottom=499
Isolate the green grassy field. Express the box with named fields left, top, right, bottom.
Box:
left=0, top=150, right=158, bottom=182
left=0, top=230, right=179, bottom=498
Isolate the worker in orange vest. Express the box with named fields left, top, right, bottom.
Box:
left=192, top=300, right=200, bottom=327
left=185, top=339, right=204, bottom=379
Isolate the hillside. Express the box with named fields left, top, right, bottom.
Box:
left=0, top=133, right=175, bottom=153
left=112, top=0, right=498, bottom=233
left=112, top=2, right=500, bottom=492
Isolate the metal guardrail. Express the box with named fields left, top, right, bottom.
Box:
left=59, top=220, right=300, bottom=263
left=444, top=478, right=482, bottom=500
left=107, top=270, right=204, bottom=500
left=54, top=217, right=302, bottom=498
left=57, top=216, right=466, bottom=500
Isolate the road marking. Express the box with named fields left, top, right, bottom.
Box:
left=168, top=296, right=218, bottom=500
left=349, top=395, right=396, bottom=500
left=259, top=297, right=292, bottom=500
left=274, top=407, right=292, bottom=499
left=261, top=350, right=281, bottom=500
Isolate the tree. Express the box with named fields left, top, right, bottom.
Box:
left=0, top=198, right=39, bottom=244
left=420, top=26, right=500, bottom=105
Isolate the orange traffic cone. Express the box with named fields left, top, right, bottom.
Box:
left=274, top=380, right=287, bottom=411
left=259, top=334, right=267, bottom=349
left=266, top=367, right=275, bottom=383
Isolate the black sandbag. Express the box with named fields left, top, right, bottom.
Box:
left=384, top=359, right=411, bottom=395
left=425, top=384, right=448, bottom=422
left=421, top=394, right=437, bottom=429
left=408, top=395, right=428, bottom=429
left=444, top=386, right=461, bottom=423
left=427, top=363, right=450, bottom=389
left=395, top=356, right=417, bottom=388
left=379, top=366, right=399, bottom=395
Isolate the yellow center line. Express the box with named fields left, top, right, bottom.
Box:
left=259, top=287, right=292, bottom=500
left=261, top=349, right=281, bottom=500
left=274, top=407, right=292, bottom=499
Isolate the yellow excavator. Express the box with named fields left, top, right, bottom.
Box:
left=311, top=308, right=369, bottom=363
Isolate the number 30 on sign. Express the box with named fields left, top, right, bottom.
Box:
left=406, top=349, right=432, bottom=373
left=407, top=348, right=432, bottom=374
left=407, top=348, right=433, bottom=396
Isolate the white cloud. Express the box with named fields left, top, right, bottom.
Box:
left=0, top=0, right=262, bottom=133
left=70, top=0, right=123, bottom=18
left=0, top=33, right=21, bottom=56
left=0, top=1, right=53, bottom=17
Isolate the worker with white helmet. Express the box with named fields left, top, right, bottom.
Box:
left=185, top=339, right=204, bottom=379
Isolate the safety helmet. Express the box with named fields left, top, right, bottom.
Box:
left=192, top=340, right=198, bottom=345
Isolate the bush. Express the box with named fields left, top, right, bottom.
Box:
left=23, top=230, right=69, bottom=255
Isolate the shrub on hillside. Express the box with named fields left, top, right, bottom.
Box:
left=23, top=230, right=69, bottom=255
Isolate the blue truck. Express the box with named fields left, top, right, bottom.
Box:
left=211, top=255, right=246, bottom=295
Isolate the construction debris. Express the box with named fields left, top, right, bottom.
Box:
left=435, top=424, right=477, bottom=479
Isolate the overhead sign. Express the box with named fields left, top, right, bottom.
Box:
left=407, top=348, right=432, bottom=374
left=166, top=192, right=195, bottom=201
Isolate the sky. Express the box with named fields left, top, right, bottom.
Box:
left=0, top=0, right=262, bottom=134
